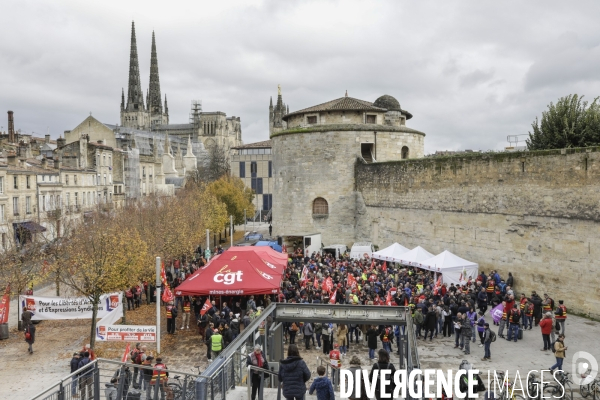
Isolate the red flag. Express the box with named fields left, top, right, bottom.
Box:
left=370, top=259, right=375, bottom=271
left=386, top=291, right=392, bottom=306
left=0, top=285, right=10, bottom=324
left=382, top=261, right=387, bottom=272
left=122, top=343, right=131, bottom=363
left=160, top=262, right=168, bottom=286
left=313, top=276, right=318, bottom=288
left=325, top=277, right=333, bottom=293
left=162, top=285, right=174, bottom=303
left=200, top=298, right=212, bottom=316
left=329, top=290, right=336, bottom=304
left=347, top=274, right=357, bottom=289
left=300, top=266, right=308, bottom=285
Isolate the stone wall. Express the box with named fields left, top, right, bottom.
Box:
left=355, top=147, right=600, bottom=318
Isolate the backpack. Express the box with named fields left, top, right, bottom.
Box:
left=290, top=323, right=299, bottom=332
left=555, top=307, right=563, bottom=316
left=551, top=341, right=557, bottom=353
left=135, top=352, right=144, bottom=365
left=131, top=349, right=140, bottom=364
left=489, top=331, right=496, bottom=342
left=549, top=298, right=555, bottom=310
left=477, top=317, right=485, bottom=327
left=171, top=307, right=178, bottom=318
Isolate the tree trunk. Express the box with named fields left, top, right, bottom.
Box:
left=146, top=285, right=151, bottom=305
left=55, top=273, right=60, bottom=296
left=89, top=295, right=100, bottom=349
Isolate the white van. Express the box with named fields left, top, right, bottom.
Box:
left=350, top=242, right=374, bottom=260
left=323, top=244, right=348, bottom=259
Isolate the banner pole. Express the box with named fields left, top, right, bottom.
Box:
left=156, top=257, right=161, bottom=354
left=230, top=215, right=233, bottom=247
left=206, top=229, right=210, bottom=259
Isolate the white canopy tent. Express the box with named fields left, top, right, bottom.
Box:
left=419, top=250, right=479, bottom=285
left=396, top=246, right=435, bottom=267
left=372, top=242, right=410, bottom=262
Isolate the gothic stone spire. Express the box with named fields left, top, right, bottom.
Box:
left=126, top=21, right=145, bottom=111
left=121, top=88, right=125, bottom=111
left=148, top=31, right=163, bottom=115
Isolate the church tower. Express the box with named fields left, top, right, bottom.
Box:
left=269, top=85, right=287, bottom=136
left=121, top=21, right=150, bottom=130
left=148, top=31, right=169, bottom=128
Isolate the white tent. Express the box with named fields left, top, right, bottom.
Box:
left=419, top=250, right=479, bottom=285
left=372, top=242, right=410, bottom=262
left=396, top=246, right=435, bottom=267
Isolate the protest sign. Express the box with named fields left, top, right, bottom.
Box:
left=20, top=293, right=122, bottom=320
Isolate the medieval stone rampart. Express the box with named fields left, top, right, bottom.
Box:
left=356, top=147, right=600, bottom=318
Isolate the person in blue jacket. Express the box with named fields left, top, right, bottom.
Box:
left=278, top=344, right=311, bottom=400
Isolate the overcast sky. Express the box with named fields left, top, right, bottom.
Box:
left=2, top=0, right=600, bottom=154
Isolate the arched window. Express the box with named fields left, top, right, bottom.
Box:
left=401, top=146, right=409, bottom=159
left=312, top=197, right=329, bottom=216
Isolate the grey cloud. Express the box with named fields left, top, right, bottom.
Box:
left=1, top=0, right=600, bottom=154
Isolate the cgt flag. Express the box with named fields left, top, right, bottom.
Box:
left=329, top=290, right=336, bottom=304
left=122, top=343, right=130, bottom=363
left=0, top=285, right=10, bottom=324
left=162, top=285, right=174, bottom=303
left=200, top=298, right=212, bottom=316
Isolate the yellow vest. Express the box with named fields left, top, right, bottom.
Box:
left=211, top=333, right=223, bottom=352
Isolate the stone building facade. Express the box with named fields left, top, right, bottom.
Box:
left=354, top=148, right=600, bottom=319
left=271, top=93, right=424, bottom=241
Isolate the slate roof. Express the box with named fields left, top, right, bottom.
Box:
left=283, top=97, right=386, bottom=120
left=232, top=140, right=271, bottom=149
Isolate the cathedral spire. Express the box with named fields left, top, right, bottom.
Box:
left=126, top=21, right=144, bottom=111
left=148, top=31, right=163, bottom=115
left=121, top=88, right=125, bottom=111
left=269, top=96, right=273, bottom=109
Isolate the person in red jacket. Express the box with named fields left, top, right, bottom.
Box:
left=539, top=312, right=553, bottom=351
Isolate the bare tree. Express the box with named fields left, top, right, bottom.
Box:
left=188, top=145, right=230, bottom=185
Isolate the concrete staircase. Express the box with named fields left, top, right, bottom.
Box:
left=224, top=386, right=342, bottom=400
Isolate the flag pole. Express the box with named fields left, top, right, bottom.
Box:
left=156, top=257, right=161, bottom=354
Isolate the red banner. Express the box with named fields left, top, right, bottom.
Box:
left=200, top=298, right=212, bottom=316
left=329, top=290, right=336, bottom=304
left=0, top=286, right=9, bottom=324
left=325, top=277, right=333, bottom=293
left=382, top=261, right=387, bottom=272
left=386, top=292, right=392, bottom=306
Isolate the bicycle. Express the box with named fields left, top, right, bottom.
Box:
left=543, top=371, right=573, bottom=400
left=166, top=366, right=203, bottom=400
left=494, top=371, right=527, bottom=400
left=580, top=374, right=600, bottom=399
left=525, top=372, right=543, bottom=400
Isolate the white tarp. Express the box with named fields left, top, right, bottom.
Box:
left=372, top=243, right=410, bottom=262
left=396, top=246, right=435, bottom=267
left=20, top=293, right=122, bottom=321
left=419, top=250, right=479, bottom=285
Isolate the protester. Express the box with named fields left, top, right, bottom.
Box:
left=303, top=322, right=314, bottom=351
left=554, top=300, right=567, bottom=335
left=77, top=352, right=93, bottom=400
left=70, top=352, right=80, bottom=397
left=309, top=365, right=335, bottom=400
left=148, top=357, right=168, bottom=400
left=482, top=323, right=493, bottom=361
left=539, top=313, right=553, bottom=351
left=347, top=356, right=369, bottom=400
left=24, top=321, right=36, bottom=354
left=337, top=324, right=348, bottom=356
left=211, top=328, right=224, bottom=359
left=247, top=345, right=269, bottom=400
left=21, top=308, right=33, bottom=331
left=278, top=344, right=311, bottom=400
left=370, top=349, right=396, bottom=400
left=366, top=325, right=379, bottom=360
left=549, top=335, right=567, bottom=373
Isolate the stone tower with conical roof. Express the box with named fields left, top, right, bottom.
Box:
left=148, top=31, right=169, bottom=128
left=121, top=21, right=150, bottom=130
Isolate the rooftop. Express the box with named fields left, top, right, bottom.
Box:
left=232, top=140, right=271, bottom=149
left=283, top=96, right=386, bottom=120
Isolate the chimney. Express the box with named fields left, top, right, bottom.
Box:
left=57, top=136, right=66, bottom=148
left=54, top=158, right=61, bottom=170
left=41, top=158, right=48, bottom=169
left=45, top=134, right=50, bottom=143
left=7, top=152, right=17, bottom=166
left=7, top=111, right=15, bottom=143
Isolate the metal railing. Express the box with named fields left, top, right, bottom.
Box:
left=30, top=358, right=201, bottom=400
left=196, top=303, right=277, bottom=400
left=246, top=365, right=281, bottom=400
